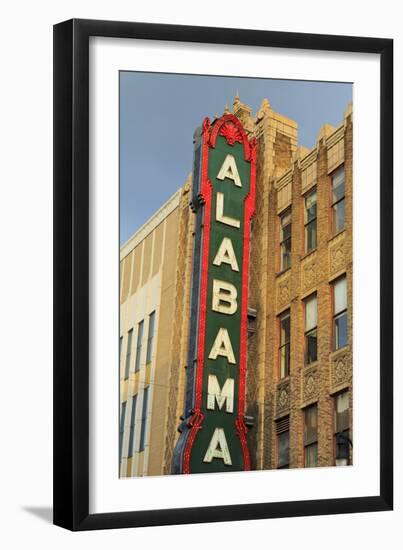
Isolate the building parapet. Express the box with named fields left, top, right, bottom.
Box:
left=274, top=107, right=352, bottom=200
left=120, top=187, right=182, bottom=261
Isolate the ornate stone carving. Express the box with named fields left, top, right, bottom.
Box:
left=330, top=351, right=351, bottom=390
left=329, top=234, right=346, bottom=274
left=301, top=257, right=316, bottom=292
left=276, top=381, right=290, bottom=415
left=302, top=366, right=318, bottom=402
left=277, top=274, right=291, bottom=310
left=305, top=375, right=315, bottom=395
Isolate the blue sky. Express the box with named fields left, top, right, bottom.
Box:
left=120, top=72, right=352, bottom=244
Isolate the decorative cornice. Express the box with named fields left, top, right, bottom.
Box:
left=275, top=170, right=292, bottom=190
left=300, top=148, right=318, bottom=171
left=326, top=124, right=345, bottom=149
left=273, top=105, right=353, bottom=192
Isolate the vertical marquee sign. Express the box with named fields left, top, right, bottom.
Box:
left=172, top=114, right=257, bottom=474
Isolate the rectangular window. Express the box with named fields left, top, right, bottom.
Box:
left=304, top=188, right=317, bottom=252
left=119, top=401, right=127, bottom=462
left=134, top=320, right=144, bottom=372
left=278, top=310, right=290, bottom=378
left=127, top=394, right=137, bottom=458
left=331, top=167, right=345, bottom=234
left=276, top=416, right=290, bottom=469
left=332, top=275, right=347, bottom=350
left=146, top=311, right=156, bottom=364
left=334, top=391, right=350, bottom=466
left=279, top=209, right=291, bottom=271
left=139, top=387, right=149, bottom=452
left=304, top=294, right=318, bottom=364
left=124, top=329, right=133, bottom=379
left=304, top=403, right=318, bottom=467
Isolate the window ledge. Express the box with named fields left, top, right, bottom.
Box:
left=328, top=228, right=346, bottom=243
left=276, top=266, right=291, bottom=278
left=304, top=360, right=319, bottom=369
left=301, top=248, right=317, bottom=262
left=330, top=345, right=350, bottom=357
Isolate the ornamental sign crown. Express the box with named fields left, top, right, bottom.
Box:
left=172, top=114, right=257, bottom=474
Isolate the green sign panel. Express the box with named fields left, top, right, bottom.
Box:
left=172, top=114, right=257, bottom=474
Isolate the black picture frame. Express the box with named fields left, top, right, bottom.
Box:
left=53, top=18, right=393, bottom=531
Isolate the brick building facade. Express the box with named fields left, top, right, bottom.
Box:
left=119, top=95, right=353, bottom=477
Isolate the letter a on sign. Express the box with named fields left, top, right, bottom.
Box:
left=213, top=237, right=239, bottom=272
left=203, top=428, right=232, bottom=465
left=208, top=327, right=236, bottom=364
left=217, top=154, right=242, bottom=187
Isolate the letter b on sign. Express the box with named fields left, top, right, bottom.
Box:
left=212, top=279, right=237, bottom=315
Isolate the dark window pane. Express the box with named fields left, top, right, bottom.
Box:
left=331, top=168, right=345, bottom=234
left=335, top=392, right=349, bottom=433
left=148, top=310, right=155, bottom=337
left=334, top=430, right=350, bottom=466
left=306, top=220, right=317, bottom=251
left=280, top=313, right=290, bottom=345
left=146, top=311, right=155, bottom=364
left=306, top=329, right=317, bottom=364
left=333, top=198, right=345, bottom=232
left=334, top=312, right=348, bottom=349
left=304, top=404, right=317, bottom=445
left=139, top=387, right=149, bottom=452
left=281, top=239, right=291, bottom=270
left=334, top=392, right=350, bottom=466
left=128, top=395, right=137, bottom=458
left=279, top=343, right=290, bottom=378
left=305, top=190, right=317, bottom=222
left=277, top=431, right=290, bottom=468
left=305, top=443, right=318, bottom=467
left=124, top=330, right=133, bottom=379
left=281, top=210, right=291, bottom=229
left=332, top=169, right=345, bottom=203
left=306, top=202, right=316, bottom=222
left=135, top=320, right=144, bottom=372
left=282, top=222, right=291, bottom=240
left=280, top=210, right=292, bottom=270
left=284, top=237, right=291, bottom=254
left=119, top=401, right=127, bottom=462
left=279, top=311, right=291, bottom=378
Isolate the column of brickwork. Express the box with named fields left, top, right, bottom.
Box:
left=265, top=109, right=298, bottom=469
left=287, top=162, right=306, bottom=469
left=261, top=180, right=277, bottom=470
left=315, top=136, right=334, bottom=467
left=246, top=124, right=270, bottom=470
left=163, top=181, right=194, bottom=473
left=344, top=112, right=354, bottom=464
left=247, top=99, right=298, bottom=470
